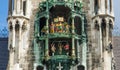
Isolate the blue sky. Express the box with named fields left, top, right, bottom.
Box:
left=0, top=0, right=8, bottom=29
left=0, top=0, right=120, bottom=34
left=113, top=0, right=120, bottom=35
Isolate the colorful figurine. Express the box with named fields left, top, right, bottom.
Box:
left=50, top=22, right=55, bottom=33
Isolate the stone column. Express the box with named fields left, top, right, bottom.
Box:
left=18, top=22, right=22, bottom=62
left=103, top=20, right=111, bottom=70
left=110, top=0, right=113, bottom=15
left=13, top=0, right=17, bottom=14
left=8, top=0, right=12, bottom=15
left=99, top=20, right=103, bottom=70
left=81, top=17, right=87, bottom=70
left=12, top=21, right=16, bottom=48
left=17, top=0, right=21, bottom=14
left=9, top=51, right=14, bottom=70
left=101, top=0, right=105, bottom=14
left=105, top=0, right=108, bottom=14
left=71, top=16, right=75, bottom=58
left=10, top=22, right=15, bottom=70
left=98, top=0, right=101, bottom=14
left=20, top=0, right=23, bottom=14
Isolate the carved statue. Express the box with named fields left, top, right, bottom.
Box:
left=51, top=44, right=56, bottom=53
left=65, top=24, right=70, bottom=33
left=50, top=22, right=55, bottom=33
left=58, top=43, right=63, bottom=54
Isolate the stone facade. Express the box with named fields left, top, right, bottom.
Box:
left=113, top=36, right=120, bottom=70
left=7, top=0, right=115, bottom=70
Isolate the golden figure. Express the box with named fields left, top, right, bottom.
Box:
left=58, top=43, right=63, bottom=54
left=65, top=24, right=70, bottom=33
left=59, top=22, right=63, bottom=33
left=51, top=44, right=56, bottom=53
left=50, top=22, right=55, bottom=33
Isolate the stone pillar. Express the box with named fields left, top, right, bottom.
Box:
left=110, top=0, right=114, bottom=15
left=9, top=23, right=15, bottom=70
left=81, top=17, right=87, bottom=70
left=105, top=0, right=108, bottom=14
left=9, top=51, right=14, bottom=70
left=13, top=0, right=17, bottom=14
left=12, top=21, right=16, bottom=48
left=101, top=0, right=105, bottom=14
left=18, top=22, right=22, bottom=62
left=99, top=21, right=103, bottom=70
left=8, top=0, right=12, bottom=15
left=103, top=22, right=106, bottom=70
left=17, top=0, right=21, bottom=14
left=103, top=20, right=111, bottom=70
left=71, top=16, right=75, bottom=58
left=20, top=0, right=23, bottom=14
left=98, top=0, right=101, bottom=14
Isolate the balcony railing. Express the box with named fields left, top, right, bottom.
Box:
left=41, top=0, right=82, bottom=2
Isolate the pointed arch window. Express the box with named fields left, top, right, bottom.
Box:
left=109, top=20, right=113, bottom=41
left=101, top=19, right=107, bottom=52
left=94, top=0, right=98, bottom=14
left=9, top=22, right=13, bottom=31
left=95, top=21, right=99, bottom=31
left=22, top=21, right=27, bottom=31
left=15, top=21, right=20, bottom=32
left=23, top=0, right=26, bottom=15
left=101, top=19, right=106, bottom=37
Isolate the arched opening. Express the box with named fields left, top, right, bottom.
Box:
left=49, top=5, right=71, bottom=20
left=77, top=65, right=85, bottom=70
left=95, top=20, right=99, bottom=31
left=9, top=22, right=13, bottom=31
left=22, top=21, right=27, bottom=31
left=23, top=0, right=26, bottom=15
left=15, top=21, right=20, bottom=32
left=15, top=20, right=20, bottom=64
left=39, top=17, right=46, bottom=36
left=48, top=5, right=72, bottom=34
left=48, top=38, right=72, bottom=56
left=94, top=0, right=98, bottom=14
left=109, top=20, right=113, bottom=41
left=101, top=18, right=106, bottom=52
left=101, top=19, right=106, bottom=37
left=74, top=16, right=82, bottom=35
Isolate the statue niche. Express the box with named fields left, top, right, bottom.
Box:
left=49, top=39, right=71, bottom=56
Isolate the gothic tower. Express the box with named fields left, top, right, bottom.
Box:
left=85, top=0, right=115, bottom=70
left=7, top=0, right=31, bottom=70
left=7, top=0, right=115, bottom=70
